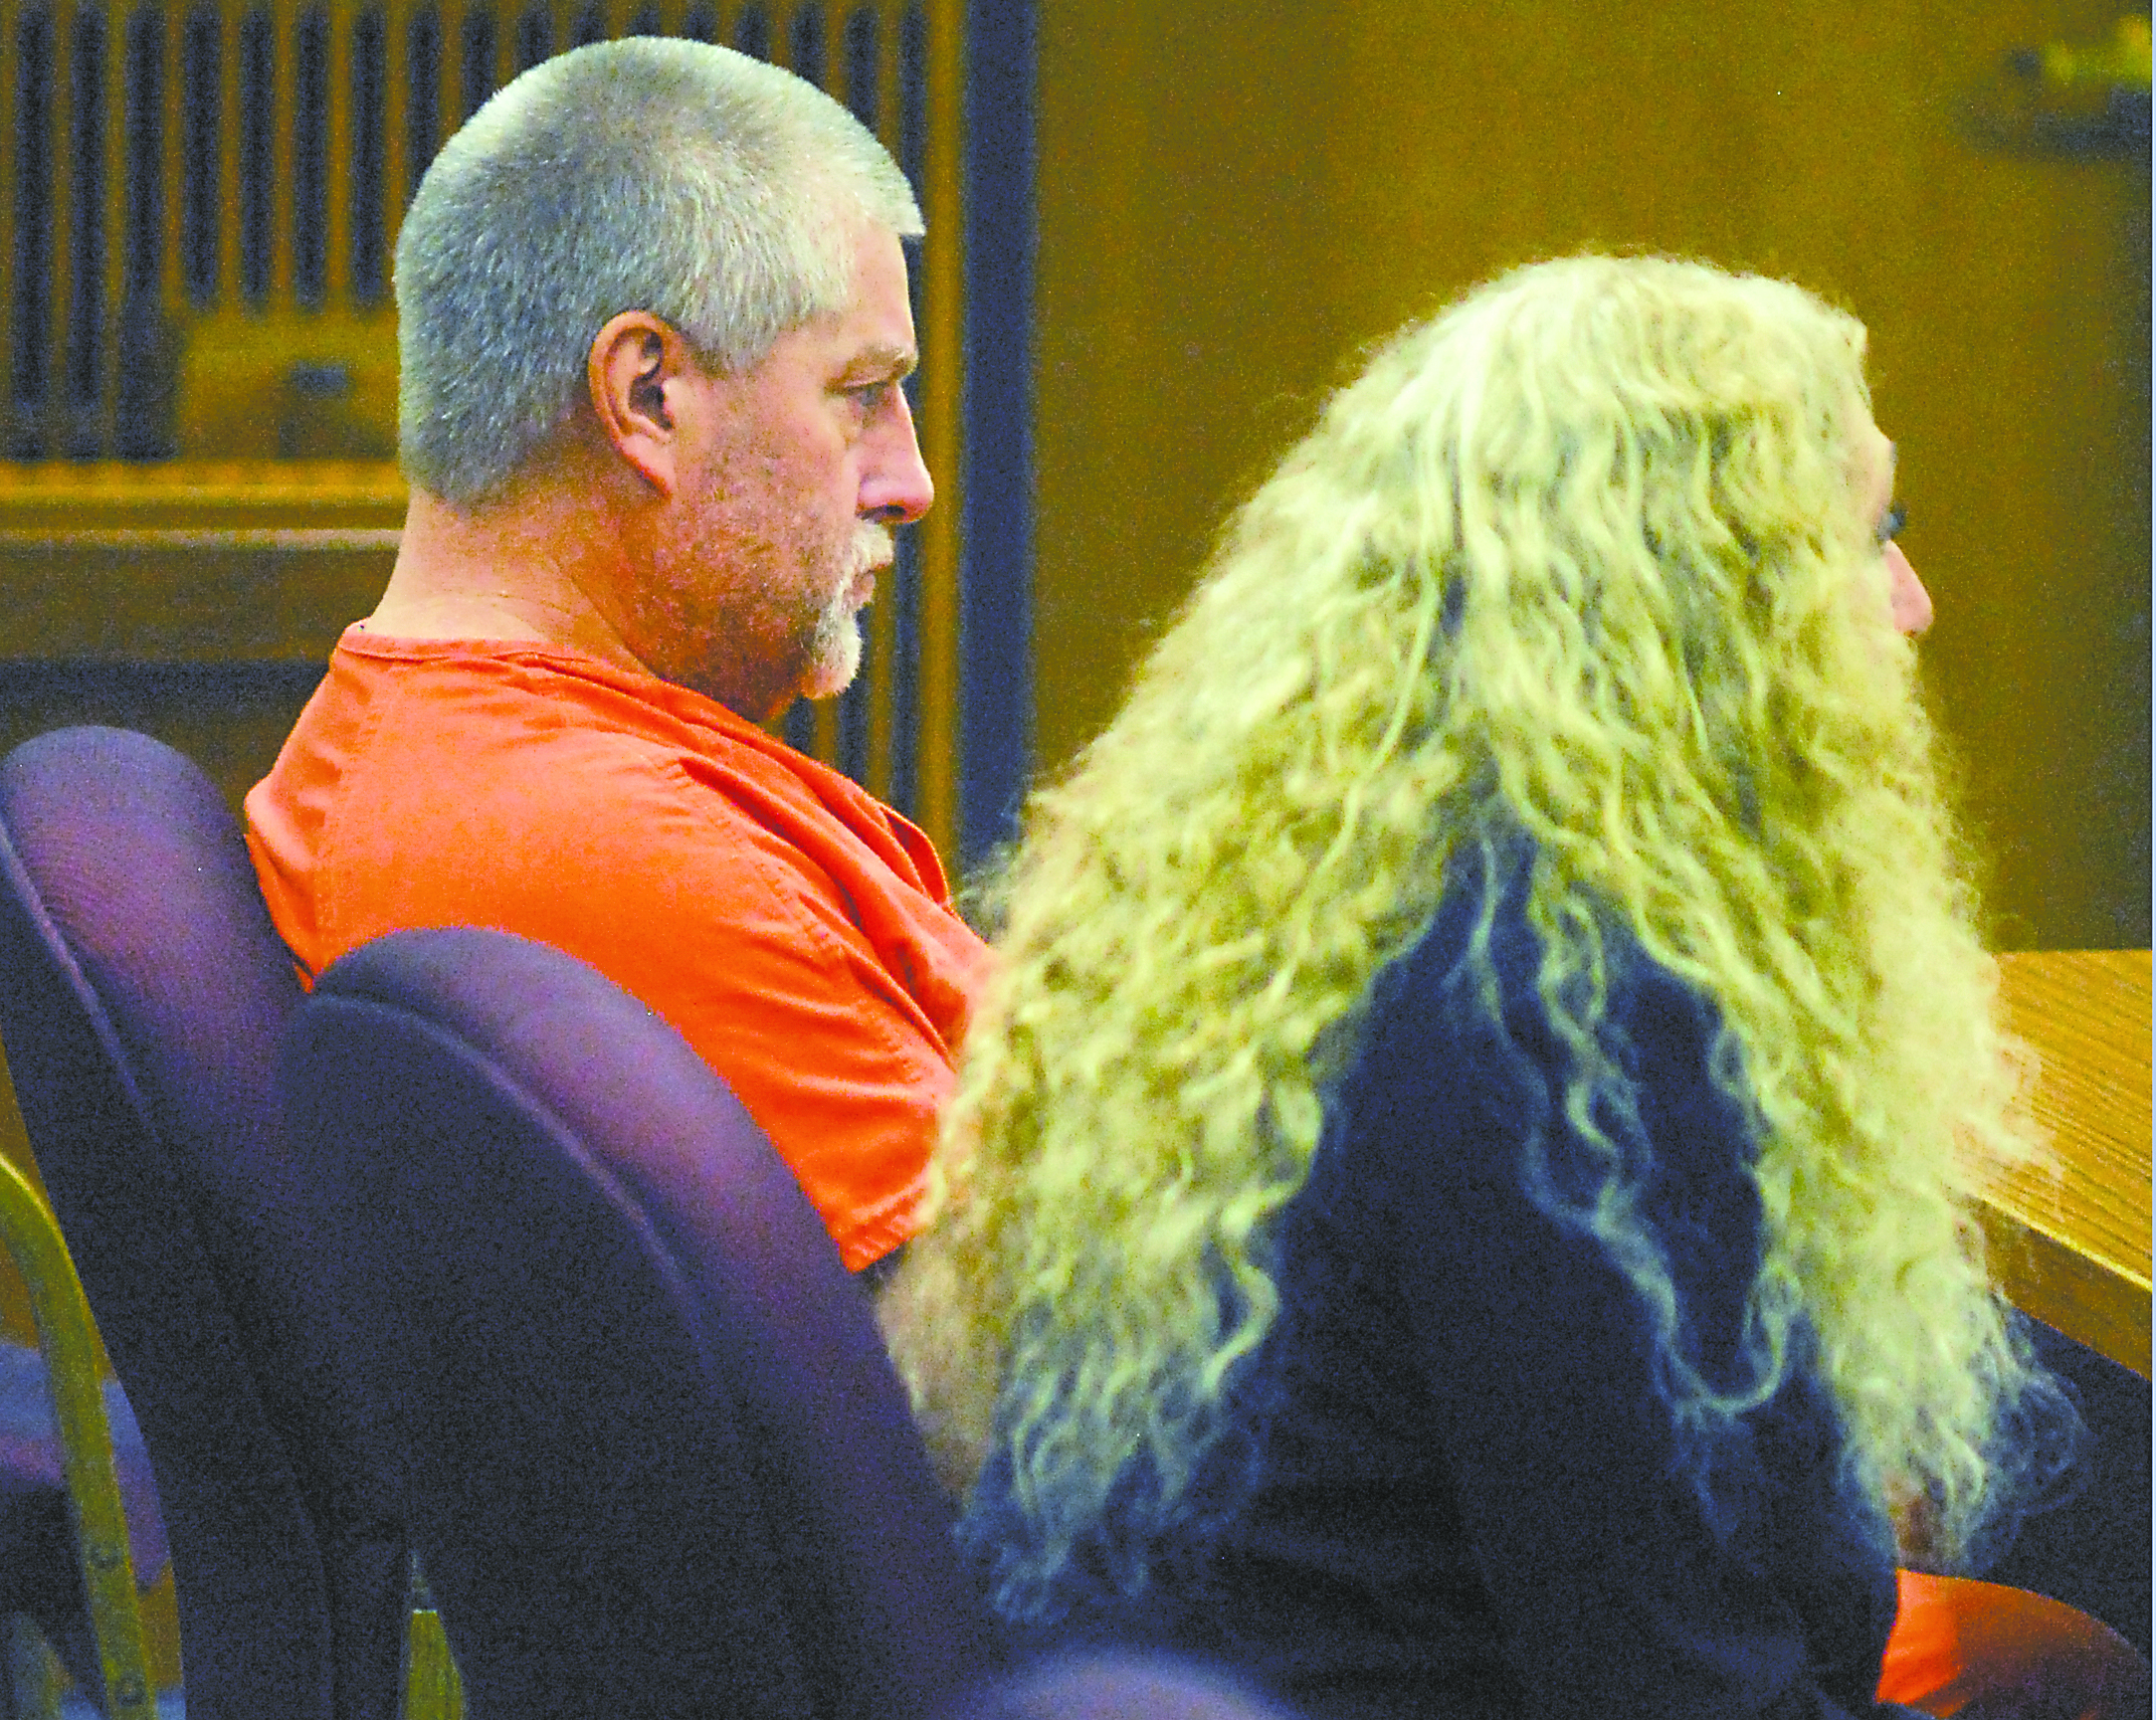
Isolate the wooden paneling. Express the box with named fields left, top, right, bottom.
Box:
left=0, top=532, right=397, bottom=659
left=0, top=459, right=401, bottom=804
left=1031, top=0, right=1345, bottom=784
left=1033, top=0, right=2148, bottom=948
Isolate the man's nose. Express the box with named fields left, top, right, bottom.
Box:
left=862, top=387, right=934, bottom=525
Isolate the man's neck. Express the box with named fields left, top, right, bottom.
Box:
left=367, top=486, right=648, bottom=675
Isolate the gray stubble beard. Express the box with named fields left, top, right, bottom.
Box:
left=796, top=519, right=891, bottom=701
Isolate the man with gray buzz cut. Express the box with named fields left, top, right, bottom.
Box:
left=248, top=37, right=991, bottom=1280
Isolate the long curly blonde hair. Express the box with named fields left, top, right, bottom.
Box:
left=882, top=255, right=2071, bottom=1617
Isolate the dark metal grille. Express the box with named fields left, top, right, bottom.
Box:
left=4, top=0, right=932, bottom=456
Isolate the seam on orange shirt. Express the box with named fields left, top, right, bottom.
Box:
left=311, top=647, right=400, bottom=962
left=659, top=751, right=933, bottom=1076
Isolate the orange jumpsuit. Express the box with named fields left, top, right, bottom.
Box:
left=248, top=629, right=991, bottom=1270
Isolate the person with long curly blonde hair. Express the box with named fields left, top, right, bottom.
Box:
left=882, top=256, right=2145, bottom=1719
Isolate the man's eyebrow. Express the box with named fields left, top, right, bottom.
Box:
left=844, top=342, right=918, bottom=379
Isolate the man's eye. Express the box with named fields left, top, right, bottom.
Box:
left=849, top=382, right=891, bottom=411
left=1875, top=500, right=1907, bottom=545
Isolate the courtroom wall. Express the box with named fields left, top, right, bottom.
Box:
left=1031, top=0, right=2150, bottom=949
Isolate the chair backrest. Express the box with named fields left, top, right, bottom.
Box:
left=941, top=1650, right=1308, bottom=1720
left=0, top=725, right=398, bottom=1719
left=276, top=925, right=998, bottom=1720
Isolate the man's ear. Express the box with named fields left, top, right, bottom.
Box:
left=588, top=311, right=695, bottom=496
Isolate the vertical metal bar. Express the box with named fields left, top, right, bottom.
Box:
left=733, top=0, right=766, bottom=58
left=909, top=0, right=961, bottom=858
left=602, top=0, right=627, bottom=42
left=809, top=707, right=844, bottom=773
left=437, top=0, right=463, bottom=132
left=877, top=1, right=899, bottom=189
left=805, top=0, right=844, bottom=769
left=381, top=0, right=408, bottom=257
left=810, top=687, right=840, bottom=768
left=866, top=0, right=902, bottom=800
left=915, top=0, right=960, bottom=860
left=0, top=0, right=18, bottom=433
left=100, top=0, right=127, bottom=451
left=656, top=0, right=683, bottom=38
left=325, top=0, right=353, bottom=306
left=546, top=0, right=568, bottom=61
left=44, top=0, right=76, bottom=451
left=159, top=0, right=184, bottom=316
left=269, top=0, right=294, bottom=305
left=490, top=0, right=509, bottom=91
left=217, top=0, right=241, bottom=303
left=801, top=0, right=839, bottom=789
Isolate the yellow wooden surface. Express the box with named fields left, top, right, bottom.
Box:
left=1984, top=950, right=2152, bottom=1376
left=0, top=460, right=407, bottom=530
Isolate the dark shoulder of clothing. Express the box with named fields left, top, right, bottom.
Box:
left=961, top=845, right=1902, bottom=1720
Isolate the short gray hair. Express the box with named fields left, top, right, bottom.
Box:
left=394, top=37, right=923, bottom=506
